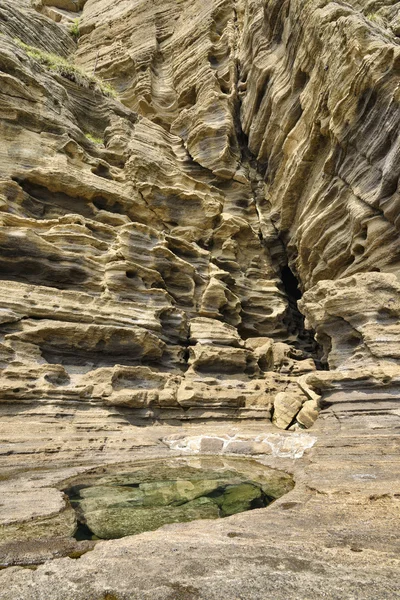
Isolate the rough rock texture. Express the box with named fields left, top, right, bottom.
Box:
left=0, top=0, right=323, bottom=428
left=240, top=0, right=400, bottom=287
left=0, top=0, right=400, bottom=597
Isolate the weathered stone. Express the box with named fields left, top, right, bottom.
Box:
left=272, top=391, right=306, bottom=430
left=0, top=0, right=400, bottom=596
left=296, top=399, right=320, bottom=429
left=200, top=437, right=225, bottom=453
left=215, top=483, right=263, bottom=517
left=77, top=480, right=228, bottom=516
left=240, top=0, right=400, bottom=289
left=85, top=497, right=220, bottom=540
left=0, top=489, right=76, bottom=543
left=190, top=318, right=243, bottom=347
left=300, top=273, right=400, bottom=370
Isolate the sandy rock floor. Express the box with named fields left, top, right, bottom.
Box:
left=1, top=399, right=399, bottom=599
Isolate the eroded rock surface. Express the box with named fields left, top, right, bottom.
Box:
left=0, top=0, right=400, bottom=597
left=0, top=0, right=324, bottom=431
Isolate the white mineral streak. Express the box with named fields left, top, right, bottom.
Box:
left=163, top=432, right=317, bottom=459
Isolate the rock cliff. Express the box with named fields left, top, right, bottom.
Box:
left=0, top=0, right=399, bottom=598
left=0, top=0, right=326, bottom=428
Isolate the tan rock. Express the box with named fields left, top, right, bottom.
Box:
left=296, top=399, right=320, bottom=429
left=273, top=390, right=307, bottom=430
left=0, top=1, right=399, bottom=592
left=0, top=489, right=76, bottom=543
left=239, top=0, right=400, bottom=287
left=300, top=273, right=400, bottom=370
left=190, top=318, right=242, bottom=347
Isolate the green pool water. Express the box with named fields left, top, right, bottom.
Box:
left=63, top=457, right=294, bottom=540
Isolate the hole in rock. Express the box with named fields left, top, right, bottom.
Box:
left=92, top=197, right=124, bottom=214
left=178, top=86, right=197, bottom=108
left=208, top=54, right=220, bottom=69
left=281, top=266, right=302, bottom=301
left=280, top=266, right=326, bottom=366
left=0, top=258, right=88, bottom=289
left=63, top=457, right=294, bottom=541
left=253, top=88, right=265, bottom=114
left=218, top=77, right=231, bottom=95
left=347, top=333, right=362, bottom=348
left=293, top=70, right=309, bottom=93
left=14, top=179, right=96, bottom=220
left=258, top=355, right=271, bottom=372
left=92, top=164, right=113, bottom=180
left=352, top=243, right=365, bottom=257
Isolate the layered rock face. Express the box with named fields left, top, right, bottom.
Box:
left=0, top=0, right=331, bottom=430
left=241, top=0, right=400, bottom=287
left=1, top=0, right=400, bottom=440
left=0, top=0, right=400, bottom=595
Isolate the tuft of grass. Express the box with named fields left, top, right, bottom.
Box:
left=97, top=80, right=118, bottom=99
left=69, top=18, right=80, bottom=41
left=85, top=133, right=103, bottom=145
left=366, top=12, right=385, bottom=26
left=14, top=39, right=117, bottom=98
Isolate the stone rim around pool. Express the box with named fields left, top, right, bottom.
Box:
left=62, top=456, right=295, bottom=540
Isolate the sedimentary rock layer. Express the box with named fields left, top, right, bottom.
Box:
left=0, top=0, right=400, bottom=595
left=0, top=0, right=327, bottom=428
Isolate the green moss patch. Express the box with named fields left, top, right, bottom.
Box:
left=14, top=39, right=117, bottom=98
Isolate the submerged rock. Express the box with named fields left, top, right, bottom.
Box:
left=84, top=497, right=220, bottom=540
left=66, top=457, right=294, bottom=539
left=215, top=483, right=263, bottom=517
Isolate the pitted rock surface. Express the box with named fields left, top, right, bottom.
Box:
left=0, top=0, right=400, bottom=598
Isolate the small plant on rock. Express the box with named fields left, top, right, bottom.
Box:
left=14, top=39, right=117, bottom=98
left=69, top=18, right=80, bottom=41
left=85, top=133, right=103, bottom=145
left=366, top=12, right=385, bottom=26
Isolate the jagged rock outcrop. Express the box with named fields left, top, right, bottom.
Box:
left=301, top=272, right=400, bottom=370
left=240, top=0, right=400, bottom=289
left=0, top=0, right=400, bottom=597
left=0, top=0, right=323, bottom=428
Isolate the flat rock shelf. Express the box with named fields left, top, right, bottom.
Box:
left=63, top=457, right=294, bottom=540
